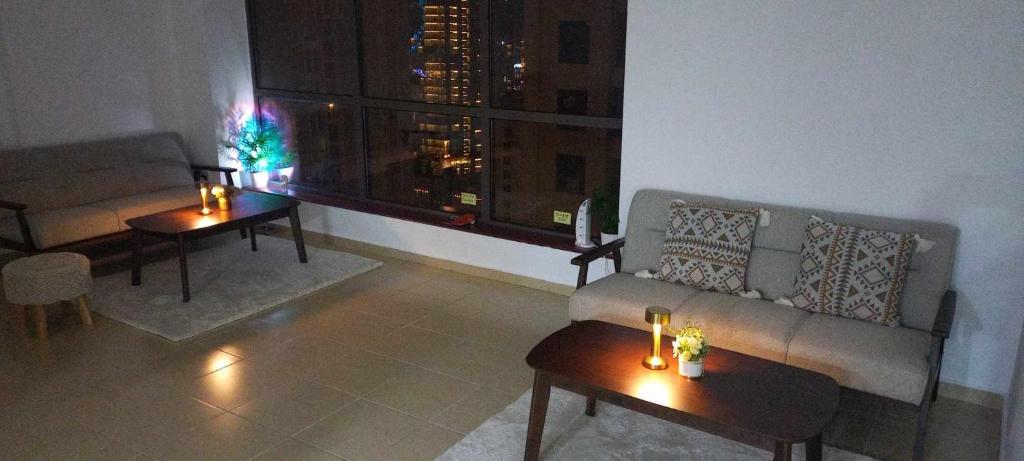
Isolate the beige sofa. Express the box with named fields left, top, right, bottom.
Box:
left=570, top=189, right=957, bottom=460
left=0, top=132, right=235, bottom=252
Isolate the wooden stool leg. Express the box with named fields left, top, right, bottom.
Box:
left=13, top=305, right=27, bottom=329
left=33, top=305, right=47, bottom=339
left=76, top=296, right=93, bottom=325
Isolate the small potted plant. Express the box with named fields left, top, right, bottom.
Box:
left=591, top=184, right=619, bottom=244
left=672, top=321, right=709, bottom=379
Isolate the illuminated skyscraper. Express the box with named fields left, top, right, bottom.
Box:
left=411, top=1, right=482, bottom=181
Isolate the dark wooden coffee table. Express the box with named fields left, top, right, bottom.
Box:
left=524, top=320, right=839, bottom=461
left=126, top=191, right=307, bottom=302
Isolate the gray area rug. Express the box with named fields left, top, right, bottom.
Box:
left=439, top=387, right=877, bottom=461
left=89, top=235, right=381, bottom=341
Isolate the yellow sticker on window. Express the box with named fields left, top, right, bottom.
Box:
left=553, top=210, right=572, bottom=225
left=461, top=192, right=478, bottom=205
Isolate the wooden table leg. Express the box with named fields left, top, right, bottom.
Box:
left=131, top=229, right=143, bottom=286
left=805, top=434, right=822, bottom=461
left=774, top=441, right=792, bottom=461
left=249, top=226, right=258, bottom=251
left=76, top=296, right=93, bottom=325
left=524, top=371, right=551, bottom=461
left=33, top=305, right=47, bottom=339
left=178, top=235, right=190, bottom=303
left=240, top=227, right=248, bottom=239
left=585, top=396, right=597, bottom=416
left=288, top=206, right=308, bottom=263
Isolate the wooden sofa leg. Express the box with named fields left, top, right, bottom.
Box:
left=914, top=337, right=943, bottom=461
left=76, top=296, right=93, bottom=325
left=931, top=341, right=945, bottom=402
left=33, top=305, right=47, bottom=339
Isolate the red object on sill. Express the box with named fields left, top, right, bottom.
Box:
left=446, top=213, right=477, bottom=227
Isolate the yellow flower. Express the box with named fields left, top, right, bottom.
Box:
left=682, top=350, right=693, bottom=361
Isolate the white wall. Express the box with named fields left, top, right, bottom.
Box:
left=291, top=203, right=600, bottom=287
left=0, top=0, right=251, bottom=165
left=620, top=1, right=1024, bottom=396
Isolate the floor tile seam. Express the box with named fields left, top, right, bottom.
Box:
left=407, top=315, right=534, bottom=353
left=229, top=393, right=359, bottom=439
left=246, top=436, right=351, bottom=461
left=345, top=345, right=486, bottom=388
left=426, top=393, right=476, bottom=436
left=352, top=395, right=447, bottom=425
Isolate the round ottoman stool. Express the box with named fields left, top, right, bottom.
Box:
left=2, top=252, right=93, bottom=339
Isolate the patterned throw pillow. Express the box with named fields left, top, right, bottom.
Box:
left=654, top=201, right=759, bottom=294
left=791, top=216, right=915, bottom=327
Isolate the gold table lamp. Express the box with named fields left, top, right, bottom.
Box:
left=642, top=306, right=671, bottom=370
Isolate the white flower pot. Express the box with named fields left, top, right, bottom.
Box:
left=250, top=171, right=270, bottom=189
left=678, top=357, right=704, bottom=379
left=601, top=232, right=618, bottom=245
left=276, top=166, right=294, bottom=182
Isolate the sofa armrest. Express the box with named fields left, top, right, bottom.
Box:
left=191, top=164, right=238, bottom=186
left=570, top=237, right=624, bottom=289
left=571, top=238, right=625, bottom=266
left=932, top=290, right=956, bottom=338
left=0, top=200, right=36, bottom=251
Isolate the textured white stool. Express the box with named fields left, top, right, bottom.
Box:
left=2, top=252, right=93, bottom=339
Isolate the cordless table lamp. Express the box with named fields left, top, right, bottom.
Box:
left=642, top=306, right=671, bottom=370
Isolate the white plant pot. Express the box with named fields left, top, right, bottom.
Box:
left=251, top=171, right=270, bottom=189
left=678, top=357, right=704, bottom=379
left=601, top=232, right=618, bottom=245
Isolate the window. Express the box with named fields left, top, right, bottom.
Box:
left=491, top=120, right=621, bottom=231
left=359, top=1, right=482, bottom=105
left=556, top=90, right=588, bottom=115
left=258, top=97, right=361, bottom=195
left=247, top=0, right=626, bottom=240
left=365, top=109, right=482, bottom=213
left=250, top=0, right=358, bottom=95
left=557, top=22, right=590, bottom=64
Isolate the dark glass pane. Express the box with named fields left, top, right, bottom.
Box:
left=250, top=0, right=357, bottom=95
left=491, top=120, right=621, bottom=233
left=557, top=21, right=590, bottom=64
left=491, top=0, right=627, bottom=117
left=259, top=97, right=360, bottom=196
left=366, top=109, right=483, bottom=213
left=360, top=1, right=482, bottom=106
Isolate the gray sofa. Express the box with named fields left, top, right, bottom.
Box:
left=0, top=132, right=236, bottom=252
left=570, top=189, right=957, bottom=460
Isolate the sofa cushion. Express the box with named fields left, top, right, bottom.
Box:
left=569, top=273, right=702, bottom=331
left=127, top=134, right=196, bottom=193
left=653, top=201, right=759, bottom=294
left=786, top=313, right=931, bottom=404
left=791, top=216, right=915, bottom=327
left=92, top=186, right=200, bottom=230
left=0, top=206, right=120, bottom=249
left=673, top=291, right=812, bottom=363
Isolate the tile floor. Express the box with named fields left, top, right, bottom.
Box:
left=0, top=234, right=1002, bottom=460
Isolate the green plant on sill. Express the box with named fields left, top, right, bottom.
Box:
left=222, top=113, right=293, bottom=173
left=591, top=184, right=620, bottom=234
left=671, top=320, right=709, bottom=362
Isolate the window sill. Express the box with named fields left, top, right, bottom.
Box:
left=244, top=186, right=588, bottom=253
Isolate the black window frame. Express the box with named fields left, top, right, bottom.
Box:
left=245, top=0, right=625, bottom=243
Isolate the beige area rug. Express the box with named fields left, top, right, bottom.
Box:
left=438, top=387, right=877, bottom=461
left=88, top=235, right=381, bottom=341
